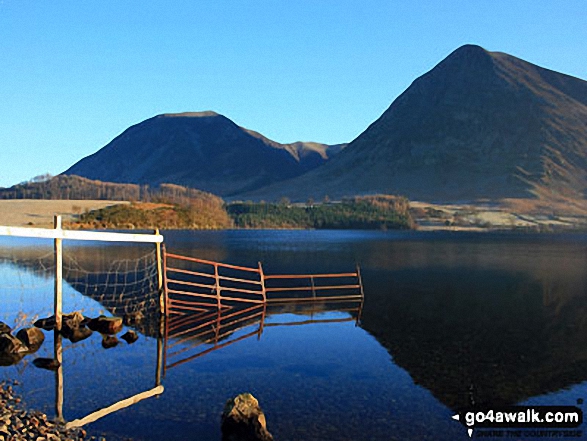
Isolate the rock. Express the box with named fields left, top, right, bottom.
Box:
left=0, top=352, right=24, bottom=367
left=15, top=328, right=45, bottom=351
left=61, top=311, right=85, bottom=334
left=0, top=334, right=28, bottom=355
left=66, top=326, right=93, bottom=343
left=221, top=393, right=273, bottom=441
left=32, top=358, right=61, bottom=371
left=58, top=311, right=93, bottom=343
left=120, top=330, right=139, bottom=344
left=0, top=322, right=11, bottom=334
left=34, top=316, right=56, bottom=331
left=88, top=316, right=123, bottom=335
left=101, top=335, right=119, bottom=349
left=0, top=381, right=88, bottom=440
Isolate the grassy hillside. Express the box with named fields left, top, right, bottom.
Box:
left=69, top=201, right=232, bottom=230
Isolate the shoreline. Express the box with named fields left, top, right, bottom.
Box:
left=0, top=380, right=100, bottom=441
left=1, top=199, right=587, bottom=233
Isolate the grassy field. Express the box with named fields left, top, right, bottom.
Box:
left=0, top=200, right=128, bottom=227
left=410, top=199, right=587, bottom=231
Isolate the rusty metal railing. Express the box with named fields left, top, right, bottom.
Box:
left=164, top=252, right=266, bottom=315
left=163, top=250, right=365, bottom=317
left=264, top=265, right=364, bottom=303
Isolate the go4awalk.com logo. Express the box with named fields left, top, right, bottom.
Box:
left=452, top=406, right=583, bottom=438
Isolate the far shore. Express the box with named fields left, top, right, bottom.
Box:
left=1, top=199, right=587, bottom=232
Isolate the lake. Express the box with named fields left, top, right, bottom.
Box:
left=1, top=230, right=587, bottom=440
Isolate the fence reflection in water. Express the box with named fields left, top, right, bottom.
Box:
left=163, top=300, right=364, bottom=373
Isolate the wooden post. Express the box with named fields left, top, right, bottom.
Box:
left=214, top=263, right=221, bottom=309
left=356, top=264, right=365, bottom=327
left=155, top=231, right=165, bottom=315
left=258, top=303, right=267, bottom=340
left=258, top=262, right=267, bottom=303
left=54, top=215, right=63, bottom=331
left=54, top=330, right=64, bottom=423
left=156, top=329, right=163, bottom=387
left=356, top=264, right=365, bottom=300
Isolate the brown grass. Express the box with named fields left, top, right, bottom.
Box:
left=0, top=200, right=129, bottom=227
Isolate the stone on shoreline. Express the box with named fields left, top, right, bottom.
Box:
left=0, top=380, right=93, bottom=440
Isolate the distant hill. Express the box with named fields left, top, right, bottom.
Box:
left=63, top=112, right=345, bottom=197
left=0, top=174, right=222, bottom=206
left=243, top=45, right=587, bottom=204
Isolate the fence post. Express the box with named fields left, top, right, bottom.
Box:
left=155, top=229, right=164, bottom=315
left=54, top=215, right=63, bottom=331
left=258, top=262, right=267, bottom=303
left=356, top=264, right=365, bottom=300
left=214, top=263, right=221, bottom=309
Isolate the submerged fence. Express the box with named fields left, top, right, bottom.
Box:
left=163, top=249, right=364, bottom=316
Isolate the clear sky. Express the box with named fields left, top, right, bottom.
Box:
left=1, top=0, right=586, bottom=188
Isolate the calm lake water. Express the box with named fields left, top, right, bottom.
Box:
left=1, top=230, right=587, bottom=440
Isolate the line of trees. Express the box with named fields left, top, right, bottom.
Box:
left=227, top=195, right=414, bottom=230
left=0, top=174, right=220, bottom=206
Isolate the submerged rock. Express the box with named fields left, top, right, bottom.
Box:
left=61, top=311, right=86, bottom=333
left=0, top=333, right=28, bottom=355
left=221, top=393, right=273, bottom=441
left=66, top=326, right=93, bottom=343
left=0, top=321, right=11, bottom=334
left=16, top=327, right=45, bottom=351
left=0, top=352, right=24, bottom=367
left=89, top=316, right=123, bottom=335
left=120, top=330, right=139, bottom=344
left=101, top=335, right=119, bottom=349
left=33, top=357, right=61, bottom=371
left=34, top=315, right=56, bottom=331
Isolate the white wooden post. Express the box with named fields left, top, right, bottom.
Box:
left=54, top=215, right=63, bottom=331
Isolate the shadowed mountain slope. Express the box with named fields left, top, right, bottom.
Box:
left=64, top=112, right=345, bottom=197
left=244, top=45, right=587, bottom=203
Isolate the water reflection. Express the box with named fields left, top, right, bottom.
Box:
left=3, top=231, right=587, bottom=439
left=164, top=300, right=363, bottom=373
left=359, top=235, right=587, bottom=411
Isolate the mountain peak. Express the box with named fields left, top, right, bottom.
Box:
left=242, top=46, right=587, bottom=204
left=158, top=111, right=221, bottom=118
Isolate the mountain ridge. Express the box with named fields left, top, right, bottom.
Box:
left=64, top=112, right=346, bottom=197
left=241, top=44, right=587, bottom=205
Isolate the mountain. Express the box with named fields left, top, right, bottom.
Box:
left=64, top=112, right=345, bottom=197
left=243, top=45, right=587, bottom=203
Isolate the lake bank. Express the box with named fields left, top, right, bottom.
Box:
left=2, top=199, right=587, bottom=232
left=0, top=380, right=96, bottom=440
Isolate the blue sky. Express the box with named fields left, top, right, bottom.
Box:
left=1, top=0, right=586, bottom=187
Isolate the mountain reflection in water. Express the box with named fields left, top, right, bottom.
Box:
left=358, top=234, right=587, bottom=411
left=2, top=230, right=587, bottom=440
